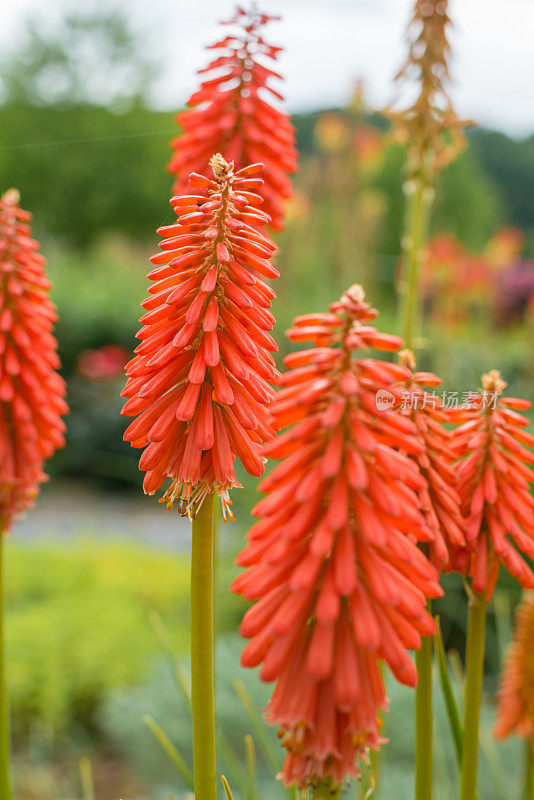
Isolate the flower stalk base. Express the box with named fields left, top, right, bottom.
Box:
left=460, top=591, right=487, bottom=800
left=0, top=532, right=11, bottom=800
left=191, top=495, right=217, bottom=800
left=415, top=622, right=434, bottom=800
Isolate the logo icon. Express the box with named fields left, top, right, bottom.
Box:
left=376, top=389, right=395, bottom=411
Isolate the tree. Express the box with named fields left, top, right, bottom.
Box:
left=0, top=5, right=157, bottom=108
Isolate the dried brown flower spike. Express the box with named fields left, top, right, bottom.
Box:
left=482, top=369, right=508, bottom=397
left=386, top=0, right=469, bottom=181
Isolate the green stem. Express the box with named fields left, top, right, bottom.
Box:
left=213, top=502, right=220, bottom=643
left=524, top=737, right=534, bottom=800
left=398, top=175, right=432, bottom=349
left=191, top=495, right=217, bottom=800
left=369, top=743, right=380, bottom=797
left=0, top=532, right=11, bottom=800
left=460, top=591, right=487, bottom=800
left=399, top=163, right=434, bottom=800
left=415, top=623, right=433, bottom=800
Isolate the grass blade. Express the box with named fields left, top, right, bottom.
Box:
left=233, top=678, right=281, bottom=773
left=434, top=618, right=463, bottom=764
left=217, top=726, right=248, bottom=795
left=447, top=649, right=465, bottom=699
left=478, top=727, right=508, bottom=800
left=433, top=710, right=456, bottom=800
left=221, top=775, right=236, bottom=800
left=174, top=663, right=193, bottom=711
left=142, top=714, right=193, bottom=788
left=245, top=734, right=261, bottom=800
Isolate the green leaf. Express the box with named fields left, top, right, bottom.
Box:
left=172, top=662, right=193, bottom=715
left=149, top=612, right=246, bottom=792
left=478, top=727, right=508, bottom=800
left=233, top=678, right=281, bottom=773
left=447, top=648, right=465, bottom=696
left=149, top=611, right=192, bottom=712
left=221, top=775, right=236, bottom=800
left=217, top=727, right=248, bottom=795
left=245, top=734, right=261, bottom=800
left=434, top=618, right=464, bottom=764
left=433, top=719, right=456, bottom=800
left=142, top=714, right=193, bottom=788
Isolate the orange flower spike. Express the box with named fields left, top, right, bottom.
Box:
left=398, top=349, right=466, bottom=569
left=168, top=5, right=297, bottom=231
left=232, top=285, right=443, bottom=790
left=494, top=592, right=534, bottom=745
left=449, top=370, right=534, bottom=599
left=0, top=189, right=68, bottom=532
left=122, top=155, right=279, bottom=520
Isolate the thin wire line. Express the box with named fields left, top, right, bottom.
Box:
left=0, top=128, right=178, bottom=152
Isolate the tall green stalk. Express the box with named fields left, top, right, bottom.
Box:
left=191, top=495, right=217, bottom=800
left=398, top=174, right=432, bottom=350
left=414, top=633, right=434, bottom=800
left=460, top=591, right=487, bottom=800
left=399, top=166, right=434, bottom=800
left=0, top=531, right=12, bottom=800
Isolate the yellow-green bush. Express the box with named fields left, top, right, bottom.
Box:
left=5, top=540, right=190, bottom=742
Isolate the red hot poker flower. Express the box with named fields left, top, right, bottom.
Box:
left=494, top=591, right=534, bottom=745
left=398, top=349, right=466, bottom=569
left=449, top=370, right=534, bottom=599
left=168, top=5, right=297, bottom=231
left=232, top=286, right=442, bottom=789
left=122, top=155, right=279, bottom=520
left=0, top=189, right=67, bottom=532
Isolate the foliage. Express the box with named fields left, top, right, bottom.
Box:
left=99, top=634, right=522, bottom=800
left=0, top=103, right=519, bottom=251
left=470, top=128, right=534, bottom=249
left=5, top=541, right=190, bottom=743
left=0, top=6, right=157, bottom=107
left=100, top=638, right=286, bottom=800
left=0, top=104, right=174, bottom=248
left=434, top=148, right=503, bottom=250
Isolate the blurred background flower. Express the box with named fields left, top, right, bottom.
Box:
left=77, top=345, right=130, bottom=382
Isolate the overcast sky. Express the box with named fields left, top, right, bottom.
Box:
left=2, top=0, right=534, bottom=137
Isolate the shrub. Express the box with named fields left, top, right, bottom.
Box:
left=6, top=540, right=190, bottom=743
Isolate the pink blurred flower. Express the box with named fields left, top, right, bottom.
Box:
left=77, top=345, right=130, bottom=381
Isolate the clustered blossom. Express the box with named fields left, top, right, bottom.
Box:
left=232, top=286, right=442, bottom=789
left=449, top=371, right=534, bottom=599
left=0, top=189, right=67, bottom=532
left=494, top=591, right=534, bottom=746
left=122, top=155, right=279, bottom=519
left=386, top=0, right=467, bottom=179
left=168, top=5, right=297, bottom=231
left=398, top=349, right=466, bottom=569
